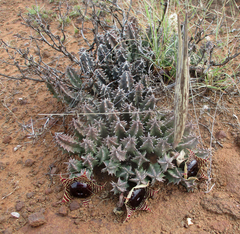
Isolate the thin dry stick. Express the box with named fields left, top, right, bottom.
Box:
left=38, top=110, right=162, bottom=116
left=205, top=92, right=223, bottom=193
left=233, top=114, right=240, bottom=128
left=1, top=99, right=32, bottom=135
left=2, top=187, right=19, bottom=200
left=1, top=97, right=47, bottom=139
left=38, top=106, right=240, bottom=117
left=0, top=81, right=6, bottom=96
left=199, top=123, right=223, bottom=148
left=189, top=78, right=204, bottom=147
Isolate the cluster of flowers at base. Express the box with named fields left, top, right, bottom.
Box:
left=60, top=171, right=158, bottom=222
left=59, top=149, right=207, bottom=222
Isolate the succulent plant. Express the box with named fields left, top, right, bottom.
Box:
left=48, top=16, right=208, bottom=195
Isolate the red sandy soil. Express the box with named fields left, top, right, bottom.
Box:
left=0, top=0, right=240, bottom=233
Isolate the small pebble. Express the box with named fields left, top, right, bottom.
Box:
left=26, top=192, right=35, bottom=199
left=215, top=130, right=227, bottom=140
left=18, top=98, right=27, bottom=105
left=0, top=215, right=5, bottom=224
left=3, top=227, right=12, bottom=234
left=13, top=145, right=22, bottom=152
left=58, top=206, right=68, bottom=216
left=50, top=167, right=58, bottom=175
left=187, top=218, right=193, bottom=226
left=74, top=219, right=80, bottom=225
left=22, top=212, right=28, bottom=219
left=69, top=200, right=80, bottom=211
left=0, top=162, right=6, bottom=170
left=25, top=159, right=34, bottom=167
left=28, top=212, right=46, bottom=227
left=42, top=50, right=50, bottom=58
left=15, top=201, right=25, bottom=211
left=37, top=196, right=46, bottom=203
left=27, top=207, right=34, bottom=213
left=16, top=160, right=23, bottom=165
left=39, top=208, right=46, bottom=214
left=51, top=202, right=59, bottom=207
left=235, top=134, right=240, bottom=147
left=11, top=107, right=18, bottom=113
left=11, top=212, right=20, bottom=219
left=56, top=194, right=62, bottom=200
left=45, top=188, right=53, bottom=195
left=55, top=185, right=63, bottom=193
left=29, top=200, right=36, bottom=206
left=2, top=136, right=12, bottom=144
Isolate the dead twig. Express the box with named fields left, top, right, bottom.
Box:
left=0, top=72, right=44, bottom=82
left=205, top=92, right=224, bottom=193
left=2, top=187, right=19, bottom=200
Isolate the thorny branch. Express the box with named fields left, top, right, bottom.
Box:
left=0, top=1, right=127, bottom=84
left=210, top=51, right=240, bottom=66
left=0, top=72, right=44, bottom=82
left=20, top=14, right=78, bottom=63
left=188, top=12, right=240, bottom=77
left=0, top=0, right=239, bottom=89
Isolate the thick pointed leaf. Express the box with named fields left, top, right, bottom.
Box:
left=81, top=153, right=98, bottom=170
left=166, top=168, right=183, bottom=185
left=103, top=135, right=119, bottom=148
left=119, top=71, right=134, bottom=94
left=140, top=133, right=156, bottom=153
left=58, top=82, right=79, bottom=105
left=66, top=67, right=82, bottom=88
left=113, top=120, right=127, bottom=140
left=147, top=118, right=163, bottom=137
left=129, top=168, right=148, bottom=185
left=110, top=145, right=127, bottom=162
left=85, top=125, right=99, bottom=141
left=73, top=118, right=85, bottom=140
left=96, top=146, right=109, bottom=164
left=94, top=119, right=108, bottom=138
left=132, top=151, right=150, bottom=168
left=98, top=99, right=114, bottom=114
left=121, top=136, right=137, bottom=155
left=116, top=165, right=135, bottom=181
left=134, top=82, right=144, bottom=108
left=122, top=103, right=136, bottom=122
left=113, top=88, right=126, bottom=108
left=101, top=160, right=120, bottom=176
left=79, top=50, right=94, bottom=74
left=80, top=139, right=96, bottom=153
left=82, top=103, right=97, bottom=123
left=154, top=139, right=171, bottom=157
left=67, top=158, right=83, bottom=174
left=141, top=95, right=156, bottom=110
left=158, top=153, right=174, bottom=172
left=55, top=133, right=82, bottom=153
left=97, top=43, right=110, bottom=63
left=128, top=116, right=144, bottom=138
left=110, top=178, right=129, bottom=194
left=147, top=163, right=165, bottom=185
left=94, top=68, right=109, bottom=85
left=175, top=135, right=198, bottom=151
